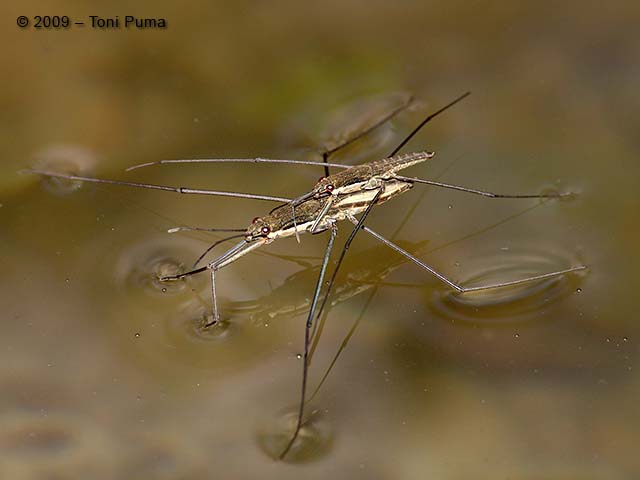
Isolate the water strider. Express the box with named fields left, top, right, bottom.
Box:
left=24, top=92, right=588, bottom=461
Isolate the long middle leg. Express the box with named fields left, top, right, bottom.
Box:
left=308, top=188, right=383, bottom=343
left=279, top=222, right=339, bottom=461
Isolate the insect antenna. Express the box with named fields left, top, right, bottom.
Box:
left=167, top=226, right=245, bottom=234
left=166, top=225, right=248, bottom=270
left=192, top=233, right=246, bottom=268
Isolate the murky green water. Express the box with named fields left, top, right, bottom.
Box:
left=2, top=1, right=639, bottom=478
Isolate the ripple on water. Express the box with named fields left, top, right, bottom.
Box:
left=125, top=295, right=265, bottom=373
left=429, top=249, right=587, bottom=325
left=165, top=300, right=236, bottom=345
left=113, top=237, right=200, bottom=298
left=31, top=144, right=98, bottom=195
left=256, top=407, right=333, bottom=463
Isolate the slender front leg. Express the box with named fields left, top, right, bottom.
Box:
left=279, top=222, right=338, bottom=461
left=309, top=196, right=335, bottom=233
left=290, top=196, right=332, bottom=242
left=160, top=239, right=268, bottom=328
left=291, top=204, right=301, bottom=244
left=207, top=268, right=219, bottom=327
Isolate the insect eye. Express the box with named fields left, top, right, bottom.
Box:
left=261, top=226, right=271, bottom=235
left=325, top=184, right=334, bottom=192
left=252, top=217, right=261, bottom=224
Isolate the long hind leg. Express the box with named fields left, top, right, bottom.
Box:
left=393, top=174, right=575, bottom=200
left=349, top=220, right=587, bottom=293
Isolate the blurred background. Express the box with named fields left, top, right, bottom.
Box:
left=1, top=0, right=639, bottom=478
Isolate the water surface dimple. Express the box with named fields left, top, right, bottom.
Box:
left=31, top=144, right=98, bottom=195
left=113, top=238, right=198, bottom=297
left=429, top=248, right=587, bottom=325
left=166, top=300, right=236, bottom=345
left=256, top=407, right=333, bottom=463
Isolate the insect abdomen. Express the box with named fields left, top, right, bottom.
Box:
left=371, top=151, right=434, bottom=176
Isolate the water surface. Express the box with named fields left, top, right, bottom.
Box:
left=2, top=1, right=639, bottom=477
